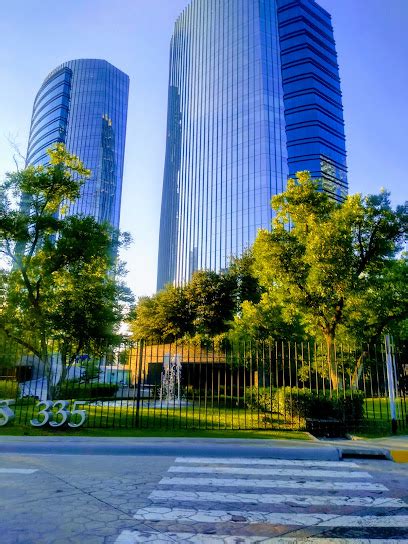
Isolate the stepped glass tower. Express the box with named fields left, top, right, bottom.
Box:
left=157, top=0, right=347, bottom=290
left=26, top=59, right=129, bottom=229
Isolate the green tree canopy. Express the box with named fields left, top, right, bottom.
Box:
left=131, top=269, right=237, bottom=343
left=131, top=285, right=193, bottom=342
left=227, top=250, right=263, bottom=312
left=252, top=172, right=408, bottom=386
left=0, top=145, right=132, bottom=395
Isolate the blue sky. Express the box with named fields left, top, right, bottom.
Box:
left=0, top=0, right=407, bottom=299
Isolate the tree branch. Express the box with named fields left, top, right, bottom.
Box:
left=0, top=323, right=41, bottom=359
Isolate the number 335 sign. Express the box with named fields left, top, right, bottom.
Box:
left=0, top=399, right=88, bottom=428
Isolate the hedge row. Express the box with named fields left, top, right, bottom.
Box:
left=59, top=382, right=119, bottom=400
left=0, top=380, right=18, bottom=400
left=245, top=386, right=365, bottom=422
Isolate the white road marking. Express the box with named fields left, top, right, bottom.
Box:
left=160, top=476, right=388, bottom=491
left=169, top=465, right=372, bottom=479
left=133, top=507, right=408, bottom=527
left=175, top=457, right=360, bottom=468
left=0, top=468, right=38, bottom=474
left=150, top=489, right=406, bottom=508
left=117, top=532, right=408, bottom=544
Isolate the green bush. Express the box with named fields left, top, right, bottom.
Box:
left=0, top=380, right=18, bottom=400
left=245, top=386, right=365, bottom=424
left=59, top=382, right=118, bottom=400
left=245, top=386, right=276, bottom=413
left=276, top=387, right=365, bottom=422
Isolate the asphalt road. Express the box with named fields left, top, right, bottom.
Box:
left=0, top=440, right=407, bottom=543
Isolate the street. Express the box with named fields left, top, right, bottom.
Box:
left=0, top=439, right=408, bottom=543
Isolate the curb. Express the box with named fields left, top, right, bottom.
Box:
left=338, top=447, right=391, bottom=461
left=390, top=450, right=408, bottom=463
left=0, top=438, right=340, bottom=461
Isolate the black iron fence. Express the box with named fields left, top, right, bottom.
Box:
left=0, top=337, right=406, bottom=436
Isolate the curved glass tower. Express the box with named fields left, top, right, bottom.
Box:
left=157, top=0, right=347, bottom=290
left=26, top=59, right=129, bottom=229
left=157, top=0, right=288, bottom=289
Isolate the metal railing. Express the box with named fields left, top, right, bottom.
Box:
left=0, top=337, right=406, bottom=435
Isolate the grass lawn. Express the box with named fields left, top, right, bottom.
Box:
left=1, top=395, right=406, bottom=439
left=352, top=397, right=407, bottom=438
left=2, top=397, right=310, bottom=438
left=0, top=423, right=310, bottom=440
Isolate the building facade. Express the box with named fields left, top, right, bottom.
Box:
left=277, top=0, right=347, bottom=200
left=26, top=59, right=129, bottom=230
left=157, top=0, right=347, bottom=290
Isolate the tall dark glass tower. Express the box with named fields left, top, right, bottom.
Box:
left=157, top=0, right=347, bottom=290
left=26, top=59, right=129, bottom=230
left=277, top=0, right=347, bottom=200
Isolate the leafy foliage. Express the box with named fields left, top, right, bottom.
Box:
left=0, top=144, right=132, bottom=395
left=131, top=270, right=237, bottom=342
left=131, top=285, right=193, bottom=342
left=246, top=386, right=365, bottom=425
left=60, top=381, right=119, bottom=400
left=252, top=172, right=408, bottom=385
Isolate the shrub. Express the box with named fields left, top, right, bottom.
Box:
left=334, top=390, right=365, bottom=422
left=245, top=386, right=365, bottom=425
left=59, top=382, right=118, bottom=400
left=245, top=386, right=276, bottom=414
left=276, top=387, right=365, bottom=422
left=0, top=380, right=18, bottom=400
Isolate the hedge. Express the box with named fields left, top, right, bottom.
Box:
left=0, top=380, right=18, bottom=400
left=59, top=382, right=119, bottom=400
left=245, top=386, right=365, bottom=423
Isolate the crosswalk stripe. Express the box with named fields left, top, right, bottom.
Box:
left=175, top=457, right=360, bottom=468
left=116, top=531, right=408, bottom=543
left=133, top=507, right=408, bottom=527
left=0, top=468, right=38, bottom=474
left=150, top=489, right=407, bottom=508
left=160, top=476, right=388, bottom=491
left=169, top=465, right=372, bottom=479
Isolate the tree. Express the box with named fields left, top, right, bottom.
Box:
left=344, top=255, right=408, bottom=344
left=252, top=172, right=408, bottom=388
left=185, top=270, right=236, bottom=338
left=227, top=250, right=263, bottom=313
left=131, top=285, right=193, bottom=342
left=0, top=145, right=132, bottom=397
left=131, top=270, right=237, bottom=343
left=229, top=292, right=305, bottom=344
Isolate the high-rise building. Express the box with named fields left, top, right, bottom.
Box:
left=278, top=0, right=347, bottom=198
left=26, top=59, right=129, bottom=230
left=157, top=0, right=347, bottom=290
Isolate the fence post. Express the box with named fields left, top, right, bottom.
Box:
left=385, top=335, right=398, bottom=434
left=134, top=339, right=145, bottom=429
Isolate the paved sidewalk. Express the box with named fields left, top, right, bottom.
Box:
left=0, top=434, right=407, bottom=461
left=0, top=436, right=339, bottom=461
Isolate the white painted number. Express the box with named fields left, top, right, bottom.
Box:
left=30, top=400, right=88, bottom=428
left=49, top=400, right=70, bottom=428
left=30, top=400, right=54, bottom=427
left=0, top=399, right=88, bottom=428
left=0, top=400, right=15, bottom=427
left=68, top=401, right=88, bottom=428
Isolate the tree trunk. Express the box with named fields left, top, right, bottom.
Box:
left=351, top=351, right=366, bottom=390
left=325, top=334, right=339, bottom=392
left=52, top=350, right=68, bottom=400
left=40, top=336, right=52, bottom=400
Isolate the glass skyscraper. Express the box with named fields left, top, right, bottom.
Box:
left=157, top=0, right=347, bottom=290
left=278, top=0, right=347, bottom=200
left=26, top=59, right=129, bottom=230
